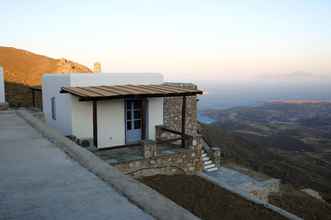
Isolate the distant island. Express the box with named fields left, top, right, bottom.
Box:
left=269, top=100, right=331, bottom=104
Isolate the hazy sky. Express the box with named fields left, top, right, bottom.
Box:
left=1, top=0, right=331, bottom=81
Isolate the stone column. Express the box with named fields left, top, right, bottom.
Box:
left=211, top=147, right=221, bottom=168
left=142, top=140, right=158, bottom=159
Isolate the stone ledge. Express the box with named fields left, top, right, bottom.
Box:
left=16, top=109, right=200, bottom=220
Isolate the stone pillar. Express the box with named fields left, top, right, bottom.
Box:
left=142, top=140, right=157, bottom=159
left=211, top=147, right=221, bottom=168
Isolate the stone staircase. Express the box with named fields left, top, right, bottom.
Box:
left=201, top=149, right=218, bottom=172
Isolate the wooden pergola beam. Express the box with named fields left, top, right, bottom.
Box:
left=30, top=86, right=42, bottom=109
left=32, top=89, right=36, bottom=107
left=181, top=96, right=186, bottom=148
left=141, top=98, right=147, bottom=140
left=93, top=101, right=98, bottom=148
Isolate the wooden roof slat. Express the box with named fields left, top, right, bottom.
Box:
left=125, top=85, right=163, bottom=94
left=140, top=85, right=185, bottom=94
left=98, top=86, right=124, bottom=95
left=161, top=85, right=198, bottom=93
left=113, top=85, right=149, bottom=95
left=102, top=85, right=135, bottom=95
left=128, top=85, right=159, bottom=94
left=88, top=86, right=118, bottom=96
left=77, top=87, right=107, bottom=97
left=63, top=87, right=94, bottom=97
left=139, top=85, right=174, bottom=93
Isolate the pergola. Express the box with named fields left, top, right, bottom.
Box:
left=60, top=84, right=203, bottom=148
left=30, top=85, right=42, bottom=109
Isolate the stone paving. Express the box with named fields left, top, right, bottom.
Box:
left=0, top=111, right=154, bottom=220
left=206, top=167, right=280, bottom=202
left=92, top=144, right=184, bottom=165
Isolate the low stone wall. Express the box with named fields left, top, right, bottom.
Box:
left=115, top=135, right=203, bottom=178
left=115, top=149, right=201, bottom=178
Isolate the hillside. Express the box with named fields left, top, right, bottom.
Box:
left=0, top=46, right=92, bottom=106
left=0, top=46, right=91, bottom=85
left=200, top=102, right=331, bottom=204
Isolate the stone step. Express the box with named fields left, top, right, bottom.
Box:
left=204, top=160, right=212, bottom=165
left=202, top=157, right=210, bottom=161
left=205, top=167, right=218, bottom=172
left=205, top=164, right=216, bottom=169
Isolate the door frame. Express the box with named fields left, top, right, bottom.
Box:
left=124, top=98, right=147, bottom=144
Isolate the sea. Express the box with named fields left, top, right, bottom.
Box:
left=196, top=78, right=331, bottom=124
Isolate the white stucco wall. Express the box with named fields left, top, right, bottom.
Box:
left=42, top=74, right=72, bottom=136
left=0, top=66, right=5, bottom=103
left=147, top=97, right=164, bottom=140
left=71, top=96, right=92, bottom=139
left=43, top=73, right=164, bottom=148
left=69, top=73, right=163, bottom=87
left=71, top=98, right=126, bottom=148
left=98, top=99, right=125, bottom=148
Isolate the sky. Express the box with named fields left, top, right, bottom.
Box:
left=1, top=0, right=331, bottom=82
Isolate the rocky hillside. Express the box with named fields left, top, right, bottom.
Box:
left=0, top=46, right=92, bottom=106
left=0, top=46, right=91, bottom=85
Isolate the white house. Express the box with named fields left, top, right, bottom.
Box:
left=42, top=73, right=202, bottom=149
left=0, top=66, right=5, bottom=104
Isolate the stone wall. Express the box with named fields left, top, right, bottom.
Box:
left=115, top=149, right=201, bottom=178
left=115, top=136, right=203, bottom=178
left=163, top=83, right=198, bottom=137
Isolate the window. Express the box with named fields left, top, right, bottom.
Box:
left=134, top=120, right=141, bottom=129
left=51, top=97, right=56, bottom=120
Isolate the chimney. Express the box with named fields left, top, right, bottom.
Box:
left=93, top=62, right=101, bottom=73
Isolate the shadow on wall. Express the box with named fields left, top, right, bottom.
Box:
left=5, top=82, right=42, bottom=108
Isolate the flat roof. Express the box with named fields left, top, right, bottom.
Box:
left=60, top=84, right=203, bottom=101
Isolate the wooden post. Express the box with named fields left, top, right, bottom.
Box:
left=141, top=98, right=147, bottom=140
left=181, top=96, right=186, bottom=148
left=93, top=101, right=98, bottom=148
left=32, top=89, right=36, bottom=107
